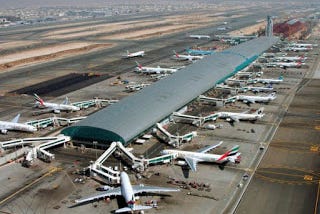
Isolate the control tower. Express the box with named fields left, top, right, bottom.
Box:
left=266, top=15, right=273, bottom=37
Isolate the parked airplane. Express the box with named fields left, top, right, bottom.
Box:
left=34, top=94, right=80, bottom=114
left=237, top=92, right=276, bottom=104
left=134, top=61, right=178, bottom=74
left=285, top=46, right=312, bottom=52
left=218, top=107, right=265, bottom=123
left=0, top=114, right=37, bottom=134
left=189, top=34, right=210, bottom=39
left=185, top=48, right=215, bottom=56
left=273, top=56, right=306, bottom=62
left=74, top=172, right=179, bottom=213
left=161, top=141, right=240, bottom=171
left=172, top=50, right=204, bottom=61
left=122, top=50, right=145, bottom=58
left=252, top=76, right=283, bottom=84
left=289, top=43, right=317, bottom=48
left=242, top=85, right=274, bottom=93
left=236, top=71, right=263, bottom=78
left=266, top=61, right=304, bottom=69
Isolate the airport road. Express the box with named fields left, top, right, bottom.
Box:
left=235, top=54, right=320, bottom=214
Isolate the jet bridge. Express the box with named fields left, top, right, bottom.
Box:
left=198, top=95, right=239, bottom=106
left=89, top=141, right=146, bottom=183
left=89, top=141, right=175, bottom=183
left=156, top=123, right=197, bottom=147
left=72, top=98, right=118, bottom=109
left=25, top=135, right=71, bottom=163
left=26, top=116, right=87, bottom=129
left=171, top=112, right=222, bottom=127
left=171, top=112, right=205, bottom=127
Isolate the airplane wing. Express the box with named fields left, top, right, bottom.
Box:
left=184, top=156, right=200, bottom=171
left=62, top=97, right=69, bottom=105
left=196, top=141, right=223, bottom=153
left=229, top=115, right=240, bottom=123
left=74, top=187, right=121, bottom=204
left=11, top=114, right=20, bottom=123
left=244, top=98, right=255, bottom=104
left=132, top=185, right=179, bottom=194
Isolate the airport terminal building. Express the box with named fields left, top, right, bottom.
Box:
left=62, top=37, right=279, bottom=146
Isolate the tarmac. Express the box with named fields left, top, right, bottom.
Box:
left=0, top=5, right=318, bottom=214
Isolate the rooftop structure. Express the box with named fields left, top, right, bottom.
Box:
left=62, top=37, right=279, bottom=146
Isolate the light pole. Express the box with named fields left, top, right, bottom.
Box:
left=93, top=141, right=98, bottom=159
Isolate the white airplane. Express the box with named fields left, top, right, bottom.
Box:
left=266, top=61, right=304, bottom=69
left=34, top=94, right=80, bottom=114
left=134, top=61, right=178, bottom=74
left=237, top=92, right=276, bottom=104
left=218, top=107, right=265, bottom=123
left=289, top=43, right=317, bottom=48
left=236, top=71, right=263, bottom=78
left=122, top=50, right=145, bottom=58
left=273, top=56, right=306, bottom=62
left=74, top=172, right=179, bottom=213
left=172, top=50, right=204, bottom=61
left=0, top=114, right=37, bottom=134
left=252, top=76, right=283, bottom=84
left=242, top=85, right=274, bottom=93
left=285, top=46, right=312, bottom=52
left=161, top=141, right=241, bottom=171
left=189, top=34, right=210, bottom=39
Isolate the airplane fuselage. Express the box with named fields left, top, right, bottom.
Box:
left=238, top=94, right=276, bottom=103
left=0, top=121, right=37, bottom=133
left=36, top=102, right=80, bottom=112
left=124, top=51, right=145, bottom=58
left=136, top=66, right=177, bottom=74
left=164, top=150, right=224, bottom=163
left=120, top=172, right=135, bottom=207
left=254, top=78, right=283, bottom=84
left=218, top=112, right=264, bottom=121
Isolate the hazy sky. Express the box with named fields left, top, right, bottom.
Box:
left=0, top=0, right=317, bottom=9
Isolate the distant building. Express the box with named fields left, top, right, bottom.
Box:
left=273, top=19, right=307, bottom=38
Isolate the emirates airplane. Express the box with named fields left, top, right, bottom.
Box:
left=74, top=172, right=179, bottom=213
left=0, top=114, right=37, bottom=134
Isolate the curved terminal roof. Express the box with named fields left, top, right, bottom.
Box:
left=62, top=37, right=279, bottom=145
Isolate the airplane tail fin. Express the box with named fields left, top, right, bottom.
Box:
left=62, top=97, right=69, bottom=105
left=11, top=113, right=21, bottom=123
left=217, top=145, right=240, bottom=162
left=34, top=93, right=44, bottom=106
left=126, top=50, right=130, bottom=55
left=173, top=50, right=179, bottom=57
left=270, top=92, right=276, bottom=97
left=255, top=107, right=264, bottom=115
left=115, top=205, right=152, bottom=213
left=135, top=61, right=142, bottom=69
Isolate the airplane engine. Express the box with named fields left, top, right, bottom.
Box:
left=1, top=129, right=8, bottom=134
left=53, top=109, right=61, bottom=114
left=229, top=155, right=241, bottom=164
left=177, top=161, right=187, bottom=166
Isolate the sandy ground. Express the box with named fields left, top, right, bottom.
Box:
left=229, top=22, right=266, bottom=35
left=0, top=42, right=114, bottom=71
left=0, top=42, right=105, bottom=64
left=44, top=13, right=222, bottom=40
left=99, top=24, right=196, bottom=40
left=0, top=40, right=41, bottom=49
